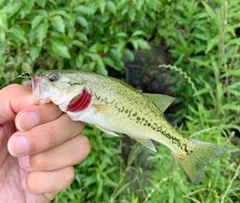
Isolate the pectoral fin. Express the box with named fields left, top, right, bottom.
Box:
left=93, top=104, right=116, bottom=112
left=132, top=137, right=157, bottom=152
left=144, top=93, right=175, bottom=113
left=95, top=125, right=119, bottom=137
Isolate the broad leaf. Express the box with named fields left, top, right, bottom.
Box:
left=30, top=44, right=41, bottom=60
left=32, top=15, right=44, bottom=29
left=51, top=41, right=70, bottom=58
left=136, top=39, right=151, bottom=50
left=51, top=15, right=65, bottom=33
left=8, top=25, right=27, bottom=43
left=77, top=16, right=88, bottom=28
left=106, top=1, right=116, bottom=14
left=36, top=22, right=49, bottom=44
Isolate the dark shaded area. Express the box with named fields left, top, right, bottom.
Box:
left=235, top=27, right=240, bottom=37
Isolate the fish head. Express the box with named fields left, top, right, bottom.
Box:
left=32, top=71, right=86, bottom=111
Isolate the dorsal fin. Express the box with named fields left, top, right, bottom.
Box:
left=144, top=93, right=175, bottom=113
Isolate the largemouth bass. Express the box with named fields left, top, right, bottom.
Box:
left=31, top=70, right=226, bottom=184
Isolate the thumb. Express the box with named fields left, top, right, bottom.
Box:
left=0, top=84, right=34, bottom=124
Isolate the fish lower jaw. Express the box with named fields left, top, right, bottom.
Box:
left=34, top=97, right=52, bottom=105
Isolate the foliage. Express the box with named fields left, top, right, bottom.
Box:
left=0, top=0, right=159, bottom=80
left=158, top=0, right=240, bottom=125
left=0, top=0, right=240, bottom=203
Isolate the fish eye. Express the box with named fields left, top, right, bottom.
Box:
left=48, top=74, right=58, bottom=82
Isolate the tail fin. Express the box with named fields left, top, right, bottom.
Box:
left=175, top=139, right=227, bottom=184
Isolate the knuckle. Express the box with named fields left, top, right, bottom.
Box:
left=28, top=128, right=54, bottom=153
left=30, top=154, right=46, bottom=170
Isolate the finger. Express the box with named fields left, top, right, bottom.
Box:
left=44, top=192, right=59, bottom=201
left=15, top=103, right=63, bottom=131
left=19, top=134, right=90, bottom=171
left=8, top=114, right=85, bottom=156
left=0, top=84, right=34, bottom=124
left=21, top=166, right=74, bottom=194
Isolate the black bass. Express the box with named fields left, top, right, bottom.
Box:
left=32, top=70, right=226, bottom=184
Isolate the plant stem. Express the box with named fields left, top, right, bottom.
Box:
left=215, top=0, right=228, bottom=116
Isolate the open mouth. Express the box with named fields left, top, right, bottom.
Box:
left=31, top=74, right=48, bottom=104
left=32, top=75, right=41, bottom=97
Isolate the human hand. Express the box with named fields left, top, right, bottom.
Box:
left=0, top=84, right=90, bottom=203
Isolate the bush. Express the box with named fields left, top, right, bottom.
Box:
left=0, top=0, right=163, bottom=79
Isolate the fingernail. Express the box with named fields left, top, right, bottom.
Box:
left=17, top=112, right=39, bottom=131
left=8, top=135, right=28, bottom=156
left=19, top=155, right=30, bottom=170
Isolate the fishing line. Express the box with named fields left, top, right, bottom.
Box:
left=0, top=71, right=33, bottom=89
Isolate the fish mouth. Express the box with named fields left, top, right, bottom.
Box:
left=31, top=74, right=48, bottom=104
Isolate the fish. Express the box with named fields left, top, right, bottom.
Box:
left=31, top=70, right=226, bottom=184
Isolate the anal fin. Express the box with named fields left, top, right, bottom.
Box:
left=132, top=137, right=156, bottom=152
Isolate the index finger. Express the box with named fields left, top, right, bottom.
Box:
left=0, top=84, right=34, bottom=124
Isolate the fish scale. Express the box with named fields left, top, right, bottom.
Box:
left=32, top=70, right=226, bottom=184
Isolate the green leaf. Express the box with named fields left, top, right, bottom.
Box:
left=131, top=39, right=138, bottom=50
left=32, top=15, right=44, bottom=29
left=51, top=41, right=70, bottom=58
left=76, top=16, right=88, bottom=28
left=103, top=57, right=116, bottom=69
left=0, top=28, right=5, bottom=42
left=0, top=13, right=7, bottom=29
left=35, top=0, right=46, bottom=7
left=106, top=1, right=116, bottom=14
left=202, top=1, right=216, bottom=19
left=76, top=53, right=85, bottom=68
left=132, top=30, right=145, bottom=37
left=223, top=103, right=240, bottom=111
left=1, top=2, right=21, bottom=17
left=36, top=22, right=49, bottom=44
left=19, top=0, right=34, bottom=18
left=129, top=7, right=136, bottom=21
left=86, top=52, right=102, bottom=63
left=124, top=49, right=134, bottom=61
left=116, top=32, right=128, bottom=38
left=136, top=39, right=151, bottom=50
left=97, top=0, right=106, bottom=14
left=206, top=35, right=219, bottom=53
left=96, top=63, right=108, bottom=75
left=72, top=40, right=84, bottom=48
left=30, top=45, right=41, bottom=60
left=76, top=33, right=88, bottom=42
left=8, top=25, right=27, bottom=43
left=22, top=62, right=32, bottom=72
left=75, top=6, right=95, bottom=15
left=51, top=15, right=65, bottom=33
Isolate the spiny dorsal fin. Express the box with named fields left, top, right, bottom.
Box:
left=144, top=93, right=175, bottom=113
left=132, top=137, right=157, bottom=152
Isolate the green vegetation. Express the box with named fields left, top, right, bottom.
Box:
left=0, top=0, right=239, bottom=202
